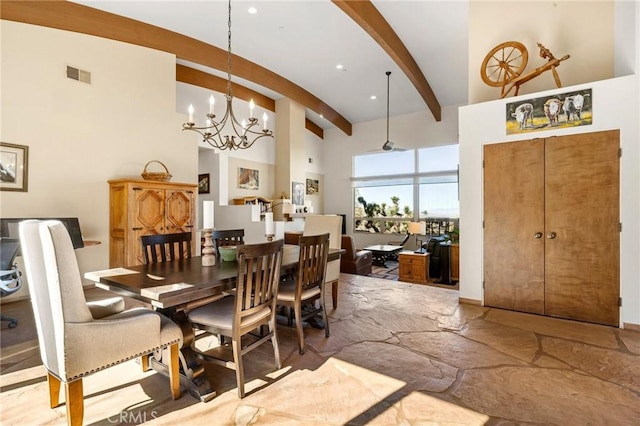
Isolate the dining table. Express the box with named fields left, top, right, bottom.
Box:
left=84, top=244, right=344, bottom=402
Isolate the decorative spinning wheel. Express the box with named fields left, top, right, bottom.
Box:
left=481, top=41, right=570, bottom=98
left=481, top=41, right=529, bottom=88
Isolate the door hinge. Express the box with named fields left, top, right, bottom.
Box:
left=618, top=297, right=622, bottom=307
left=482, top=220, right=485, bottom=228
left=482, top=160, right=485, bottom=168
left=619, top=223, right=622, bottom=232
left=482, top=280, right=485, bottom=289
left=618, top=148, right=622, bottom=158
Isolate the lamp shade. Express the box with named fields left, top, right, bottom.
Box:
left=408, top=221, right=426, bottom=235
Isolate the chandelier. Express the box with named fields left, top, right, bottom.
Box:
left=182, top=0, right=273, bottom=150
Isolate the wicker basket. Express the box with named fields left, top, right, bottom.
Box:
left=141, top=160, right=172, bottom=182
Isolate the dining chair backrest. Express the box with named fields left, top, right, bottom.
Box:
left=296, top=233, right=330, bottom=297
left=141, top=232, right=192, bottom=264
left=212, top=229, right=245, bottom=257
left=234, top=239, right=283, bottom=332
left=303, top=215, right=343, bottom=308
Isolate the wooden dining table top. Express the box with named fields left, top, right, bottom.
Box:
left=85, top=245, right=344, bottom=309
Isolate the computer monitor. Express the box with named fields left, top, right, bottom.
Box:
left=0, top=218, right=85, bottom=249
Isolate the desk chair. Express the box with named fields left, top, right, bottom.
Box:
left=19, top=220, right=182, bottom=426
left=141, top=232, right=192, bottom=264
left=1, top=238, right=22, bottom=328
left=277, top=233, right=330, bottom=354
left=188, top=239, right=283, bottom=398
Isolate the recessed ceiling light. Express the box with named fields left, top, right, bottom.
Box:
left=248, top=7, right=257, bottom=14
left=370, top=95, right=377, bottom=100
left=320, top=114, right=324, bottom=119
left=336, top=64, right=343, bottom=70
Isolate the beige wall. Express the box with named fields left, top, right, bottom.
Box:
left=227, top=157, right=275, bottom=202
left=0, top=21, right=197, bottom=300
left=469, top=1, right=615, bottom=104
left=459, top=75, right=640, bottom=326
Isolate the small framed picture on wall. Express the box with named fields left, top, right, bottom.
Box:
left=292, top=181, right=304, bottom=206
left=198, top=173, right=210, bottom=194
left=0, top=142, right=29, bottom=192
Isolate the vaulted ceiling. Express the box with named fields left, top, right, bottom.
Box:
left=2, top=1, right=469, bottom=137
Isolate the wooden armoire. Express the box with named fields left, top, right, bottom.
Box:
left=483, top=130, right=620, bottom=326
left=109, top=179, right=196, bottom=267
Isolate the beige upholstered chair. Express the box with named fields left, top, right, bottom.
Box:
left=19, top=220, right=182, bottom=426
left=188, top=239, right=283, bottom=398
left=277, top=233, right=330, bottom=354
left=303, top=214, right=343, bottom=308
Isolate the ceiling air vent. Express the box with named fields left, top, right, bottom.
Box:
left=66, top=65, right=91, bottom=84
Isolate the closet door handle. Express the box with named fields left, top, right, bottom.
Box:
left=534, top=232, right=543, bottom=239
left=547, top=232, right=557, bottom=239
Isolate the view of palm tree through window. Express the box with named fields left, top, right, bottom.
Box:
left=353, top=145, right=459, bottom=235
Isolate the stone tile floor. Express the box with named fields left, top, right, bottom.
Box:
left=1, top=273, right=639, bottom=425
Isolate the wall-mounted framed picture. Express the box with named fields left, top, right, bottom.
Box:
left=506, top=88, right=592, bottom=135
left=198, top=173, right=210, bottom=194
left=292, top=181, right=304, bottom=206
left=0, top=142, right=29, bottom=192
left=238, top=167, right=259, bottom=190
left=306, top=178, right=319, bottom=195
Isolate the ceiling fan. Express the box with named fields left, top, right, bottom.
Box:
left=370, top=71, right=407, bottom=153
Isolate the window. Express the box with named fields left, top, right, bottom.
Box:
left=352, top=145, right=459, bottom=235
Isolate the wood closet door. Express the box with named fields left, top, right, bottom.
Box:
left=544, top=130, right=620, bottom=326
left=484, top=139, right=545, bottom=314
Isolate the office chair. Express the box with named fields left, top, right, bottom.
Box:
left=1, top=238, right=22, bottom=328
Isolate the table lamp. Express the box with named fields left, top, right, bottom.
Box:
left=408, top=221, right=426, bottom=253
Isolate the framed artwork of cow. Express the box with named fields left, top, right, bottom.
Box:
left=505, top=88, right=592, bottom=135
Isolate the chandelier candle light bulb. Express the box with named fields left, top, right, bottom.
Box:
left=209, top=95, right=215, bottom=115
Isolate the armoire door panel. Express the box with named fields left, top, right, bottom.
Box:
left=544, top=130, right=620, bottom=326
left=483, top=140, right=545, bottom=314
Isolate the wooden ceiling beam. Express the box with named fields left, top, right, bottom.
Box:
left=1, top=0, right=347, bottom=136
left=332, top=0, right=442, bottom=122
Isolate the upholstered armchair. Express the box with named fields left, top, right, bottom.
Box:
left=19, top=220, right=182, bottom=426
left=303, top=215, right=343, bottom=309
left=340, top=235, right=372, bottom=276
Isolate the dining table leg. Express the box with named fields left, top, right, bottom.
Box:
left=149, top=309, right=217, bottom=402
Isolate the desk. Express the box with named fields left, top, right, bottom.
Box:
left=85, top=245, right=343, bottom=402
left=363, top=244, right=403, bottom=267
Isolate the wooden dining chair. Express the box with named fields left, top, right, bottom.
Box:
left=187, top=239, right=283, bottom=398
left=303, top=215, right=342, bottom=308
left=141, top=232, right=192, bottom=264
left=212, top=229, right=245, bottom=259
left=277, top=233, right=330, bottom=354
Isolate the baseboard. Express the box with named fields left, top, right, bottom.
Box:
left=458, top=297, right=482, bottom=306
left=623, top=322, right=640, bottom=331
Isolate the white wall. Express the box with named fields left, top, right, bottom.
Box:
left=469, top=1, right=616, bottom=104
left=322, top=105, right=460, bottom=249
left=0, top=21, right=197, bottom=299
left=458, top=75, right=640, bottom=327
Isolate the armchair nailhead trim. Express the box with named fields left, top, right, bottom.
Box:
left=65, top=338, right=181, bottom=382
